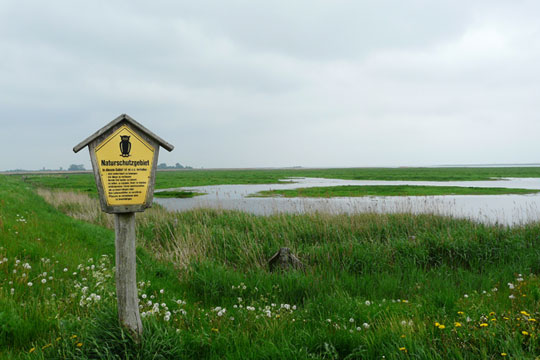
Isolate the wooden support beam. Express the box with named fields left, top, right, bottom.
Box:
left=114, top=212, right=142, bottom=340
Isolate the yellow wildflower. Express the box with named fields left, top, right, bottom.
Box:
left=480, top=323, right=488, bottom=327
left=522, top=331, right=529, bottom=336
left=211, top=328, right=219, bottom=332
left=76, top=342, right=83, bottom=347
left=435, top=322, right=440, bottom=327
left=528, top=318, right=537, bottom=322
left=501, top=353, right=507, bottom=357
left=457, top=311, right=464, bottom=315
left=491, top=318, right=497, bottom=322
left=489, top=312, right=495, bottom=316
left=438, top=324, right=446, bottom=329
left=70, top=335, right=77, bottom=339
left=520, top=311, right=530, bottom=317
left=399, top=347, right=407, bottom=352
left=454, top=322, right=462, bottom=327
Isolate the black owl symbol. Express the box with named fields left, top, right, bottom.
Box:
left=120, top=135, right=131, bottom=157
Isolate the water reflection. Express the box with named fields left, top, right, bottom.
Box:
left=154, top=177, right=540, bottom=226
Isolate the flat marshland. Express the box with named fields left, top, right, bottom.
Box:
left=17, top=166, right=540, bottom=195
left=1, top=168, right=540, bottom=359
left=252, top=185, right=540, bottom=198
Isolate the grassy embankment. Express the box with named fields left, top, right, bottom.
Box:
left=16, top=166, right=540, bottom=198
left=253, top=185, right=540, bottom=198
left=2, top=174, right=540, bottom=358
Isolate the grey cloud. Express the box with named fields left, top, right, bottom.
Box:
left=1, top=0, right=540, bottom=170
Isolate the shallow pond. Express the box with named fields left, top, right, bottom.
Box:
left=154, top=177, right=540, bottom=226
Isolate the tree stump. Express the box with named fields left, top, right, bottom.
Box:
left=268, top=247, right=304, bottom=272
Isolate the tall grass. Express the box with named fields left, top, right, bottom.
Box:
left=2, top=179, right=540, bottom=358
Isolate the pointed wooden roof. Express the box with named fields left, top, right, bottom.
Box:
left=73, top=114, right=174, bottom=153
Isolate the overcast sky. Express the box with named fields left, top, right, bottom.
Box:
left=1, top=1, right=539, bottom=171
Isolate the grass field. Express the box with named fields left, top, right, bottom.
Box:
left=153, top=190, right=205, bottom=199
left=13, top=166, right=540, bottom=198
left=253, top=185, right=540, bottom=198
left=2, top=173, right=540, bottom=358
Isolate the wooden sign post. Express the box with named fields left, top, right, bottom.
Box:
left=73, top=114, right=174, bottom=340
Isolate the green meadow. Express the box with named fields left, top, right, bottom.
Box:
left=253, top=185, right=540, bottom=198
left=15, top=166, right=540, bottom=196
left=1, top=169, right=540, bottom=359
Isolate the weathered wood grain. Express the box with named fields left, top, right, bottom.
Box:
left=114, top=212, right=142, bottom=340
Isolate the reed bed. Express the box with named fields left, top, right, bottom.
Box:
left=1, top=179, right=539, bottom=359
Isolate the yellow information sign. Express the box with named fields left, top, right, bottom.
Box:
left=95, top=125, right=155, bottom=206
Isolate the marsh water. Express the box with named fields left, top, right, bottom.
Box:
left=154, top=177, right=540, bottom=226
